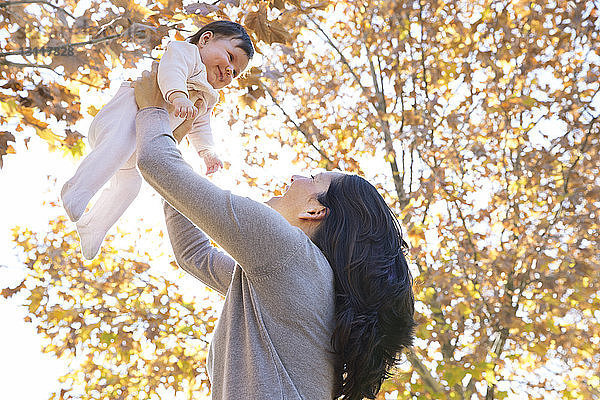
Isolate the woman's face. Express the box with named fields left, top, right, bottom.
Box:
left=266, top=171, right=343, bottom=231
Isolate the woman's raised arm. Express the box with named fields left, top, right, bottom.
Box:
left=133, top=73, right=304, bottom=278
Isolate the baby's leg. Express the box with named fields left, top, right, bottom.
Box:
left=61, top=86, right=137, bottom=222
left=76, top=159, right=142, bottom=260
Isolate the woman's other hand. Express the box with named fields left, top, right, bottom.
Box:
left=133, top=62, right=167, bottom=109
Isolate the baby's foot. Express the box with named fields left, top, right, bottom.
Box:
left=76, top=214, right=107, bottom=260
left=61, top=181, right=91, bottom=222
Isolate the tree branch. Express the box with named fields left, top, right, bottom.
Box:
left=368, top=56, right=381, bottom=107
left=0, top=0, right=75, bottom=19
left=0, top=58, right=55, bottom=70
left=536, top=110, right=598, bottom=244
left=381, top=106, right=408, bottom=206
left=417, top=0, right=439, bottom=151
left=0, top=32, right=124, bottom=58
left=0, top=59, right=105, bottom=90
left=305, top=14, right=370, bottom=97
left=304, top=13, right=410, bottom=206
left=377, top=54, right=385, bottom=109
left=464, top=374, right=477, bottom=398
left=362, top=37, right=408, bottom=207
left=417, top=0, right=430, bottom=104
left=70, top=33, right=124, bottom=48
left=563, top=114, right=598, bottom=193
left=406, top=348, right=446, bottom=396
left=485, top=327, right=509, bottom=400
left=259, top=81, right=336, bottom=168
left=452, top=197, right=479, bottom=263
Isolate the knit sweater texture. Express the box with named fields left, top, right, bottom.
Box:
left=135, top=107, right=336, bottom=400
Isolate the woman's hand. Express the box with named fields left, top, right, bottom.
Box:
left=133, top=62, right=167, bottom=109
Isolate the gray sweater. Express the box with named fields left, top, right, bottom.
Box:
left=135, top=107, right=336, bottom=399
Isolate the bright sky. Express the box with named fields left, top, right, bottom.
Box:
left=0, top=150, right=73, bottom=398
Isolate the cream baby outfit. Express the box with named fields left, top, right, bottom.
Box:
left=61, top=41, right=219, bottom=259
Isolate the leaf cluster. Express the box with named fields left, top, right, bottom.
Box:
left=2, top=218, right=217, bottom=399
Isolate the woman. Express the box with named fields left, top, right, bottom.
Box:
left=133, top=67, right=415, bottom=400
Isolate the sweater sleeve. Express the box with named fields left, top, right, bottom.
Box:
left=136, top=107, right=304, bottom=278
left=187, top=108, right=214, bottom=153
left=157, top=41, right=199, bottom=102
left=164, top=201, right=234, bottom=295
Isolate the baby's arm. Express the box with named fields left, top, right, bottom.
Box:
left=200, top=151, right=223, bottom=175
left=171, top=94, right=198, bottom=120
left=158, top=41, right=199, bottom=119
left=188, top=110, right=223, bottom=174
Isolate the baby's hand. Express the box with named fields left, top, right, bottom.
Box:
left=172, top=96, right=198, bottom=120
left=200, top=151, right=224, bottom=175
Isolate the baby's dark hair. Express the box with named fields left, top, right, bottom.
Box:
left=188, top=20, right=254, bottom=60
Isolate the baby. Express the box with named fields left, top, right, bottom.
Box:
left=61, top=20, right=254, bottom=259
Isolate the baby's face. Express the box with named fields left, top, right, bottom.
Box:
left=197, top=36, right=250, bottom=89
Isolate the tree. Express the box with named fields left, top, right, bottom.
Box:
left=236, top=0, right=600, bottom=398
left=2, top=0, right=600, bottom=399
left=2, top=217, right=218, bottom=399
left=0, top=0, right=292, bottom=165
left=1, top=0, right=164, bottom=161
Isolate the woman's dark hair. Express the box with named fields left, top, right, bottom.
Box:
left=188, top=20, right=254, bottom=60
left=312, top=174, right=416, bottom=400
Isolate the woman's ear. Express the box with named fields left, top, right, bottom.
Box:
left=298, top=205, right=328, bottom=221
